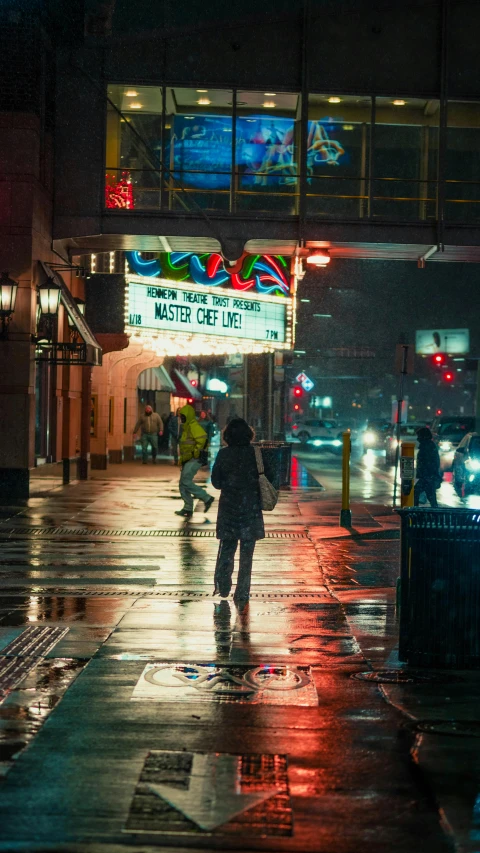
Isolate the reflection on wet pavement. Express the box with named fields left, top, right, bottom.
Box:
left=0, top=465, right=462, bottom=851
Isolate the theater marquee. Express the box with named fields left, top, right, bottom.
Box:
left=125, top=274, right=294, bottom=356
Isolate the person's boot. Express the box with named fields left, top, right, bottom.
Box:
left=175, top=508, right=192, bottom=518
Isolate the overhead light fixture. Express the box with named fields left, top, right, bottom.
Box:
left=125, top=90, right=138, bottom=97
left=393, top=99, right=406, bottom=106
left=264, top=92, right=276, bottom=96
left=0, top=271, right=18, bottom=340
left=328, top=97, right=341, bottom=103
left=38, top=280, right=61, bottom=315
left=67, top=298, right=86, bottom=328
left=307, top=251, right=331, bottom=266
left=197, top=98, right=211, bottom=105
left=342, top=124, right=354, bottom=130
left=263, top=101, right=276, bottom=108
left=184, top=116, right=194, bottom=120
left=130, top=102, right=142, bottom=109
left=196, top=89, right=208, bottom=93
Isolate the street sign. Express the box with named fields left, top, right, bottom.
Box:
left=395, top=344, right=415, bottom=375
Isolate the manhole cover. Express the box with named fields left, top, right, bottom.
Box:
left=415, top=720, right=480, bottom=737
left=352, top=669, right=464, bottom=684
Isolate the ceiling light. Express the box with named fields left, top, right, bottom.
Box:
left=328, top=97, right=341, bottom=103
left=307, top=251, right=331, bottom=266
left=197, top=98, right=211, bottom=105
left=342, top=124, right=354, bottom=130
left=263, top=101, right=276, bottom=108
left=264, top=92, right=276, bottom=96
left=393, top=99, right=406, bottom=106
left=130, top=102, right=142, bottom=109
left=125, top=90, right=138, bottom=97
left=196, top=89, right=208, bottom=93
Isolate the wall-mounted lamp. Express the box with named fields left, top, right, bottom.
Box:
left=67, top=297, right=85, bottom=328
left=0, top=271, right=19, bottom=339
left=38, top=280, right=61, bottom=315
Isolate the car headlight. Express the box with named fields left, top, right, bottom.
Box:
left=313, top=439, right=322, bottom=446
left=466, top=458, right=480, bottom=472
left=332, top=439, right=342, bottom=447
left=439, top=441, right=452, bottom=452
left=363, top=430, right=376, bottom=445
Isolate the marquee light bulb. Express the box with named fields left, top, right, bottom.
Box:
left=306, top=251, right=331, bottom=266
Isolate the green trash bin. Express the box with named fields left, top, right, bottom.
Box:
left=253, top=441, right=292, bottom=490
left=399, top=508, right=480, bottom=668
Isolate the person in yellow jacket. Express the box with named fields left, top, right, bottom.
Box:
left=175, top=404, right=215, bottom=518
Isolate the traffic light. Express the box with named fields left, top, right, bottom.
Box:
left=293, top=386, right=303, bottom=397
left=433, top=353, right=445, bottom=365
left=293, top=403, right=300, bottom=411
left=443, top=370, right=454, bottom=382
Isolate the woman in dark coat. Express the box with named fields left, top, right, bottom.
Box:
left=414, top=426, right=441, bottom=507
left=211, top=418, right=273, bottom=604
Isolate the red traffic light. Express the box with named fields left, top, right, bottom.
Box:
left=444, top=371, right=454, bottom=382
left=293, top=403, right=300, bottom=411
left=432, top=353, right=445, bottom=367
left=293, top=386, right=303, bottom=397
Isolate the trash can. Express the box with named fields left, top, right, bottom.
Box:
left=254, top=441, right=292, bottom=489
left=399, top=508, right=480, bottom=668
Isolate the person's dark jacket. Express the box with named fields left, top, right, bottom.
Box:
left=211, top=446, right=273, bottom=541
left=416, top=438, right=441, bottom=482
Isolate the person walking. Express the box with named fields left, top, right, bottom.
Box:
left=414, top=426, right=442, bottom=508
left=133, top=405, right=163, bottom=465
left=176, top=404, right=215, bottom=518
left=211, top=417, right=273, bottom=605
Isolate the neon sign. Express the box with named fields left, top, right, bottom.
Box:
left=125, top=252, right=290, bottom=296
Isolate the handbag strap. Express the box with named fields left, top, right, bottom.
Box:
left=253, top=445, right=265, bottom=475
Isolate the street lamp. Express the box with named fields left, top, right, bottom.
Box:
left=38, top=279, right=61, bottom=315
left=67, top=297, right=85, bottom=328
left=0, top=271, right=18, bottom=339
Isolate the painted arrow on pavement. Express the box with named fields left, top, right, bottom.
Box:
left=148, top=752, right=280, bottom=831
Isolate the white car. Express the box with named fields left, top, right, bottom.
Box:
left=290, top=418, right=343, bottom=450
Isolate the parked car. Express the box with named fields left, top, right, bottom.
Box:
left=384, top=424, right=421, bottom=466
left=431, top=415, right=476, bottom=471
left=290, top=418, right=343, bottom=450
left=362, top=419, right=391, bottom=454
left=452, top=432, right=480, bottom=495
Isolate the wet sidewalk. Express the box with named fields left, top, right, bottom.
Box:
left=0, top=461, right=477, bottom=852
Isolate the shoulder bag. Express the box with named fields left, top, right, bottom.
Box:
left=253, top=446, right=278, bottom=511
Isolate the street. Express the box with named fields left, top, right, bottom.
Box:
left=0, top=461, right=478, bottom=852
left=295, top=444, right=480, bottom=510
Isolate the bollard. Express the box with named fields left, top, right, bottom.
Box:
left=400, top=441, right=415, bottom=508
left=340, top=430, right=352, bottom=527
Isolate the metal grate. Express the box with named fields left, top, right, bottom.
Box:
left=0, top=626, right=68, bottom=703
left=0, top=589, right=323, bottom=600
left=0, top=527, right=307, bottom=540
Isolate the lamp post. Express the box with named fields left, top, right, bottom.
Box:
left=0, top=271, right=18, bottom=339
left=37, top=279, right=61, bottom=346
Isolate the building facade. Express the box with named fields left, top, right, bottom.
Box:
left=1, top=0, right=480, bottom=499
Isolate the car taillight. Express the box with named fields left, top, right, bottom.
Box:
left=292, top=425, right=298, bottom=430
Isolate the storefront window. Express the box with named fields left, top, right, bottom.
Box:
left=372, top=97, right=438, bottom=221
left=165, top=88, right=232, bottom=211
left=106, top=85, right=163, bottom=210
left=235, top=91, right=300, bottom=214
left=307, top=94, right=371, bottom=218
left=445, top=102, right=480, bottom=222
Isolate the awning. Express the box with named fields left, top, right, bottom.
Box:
left=172, top=369, right=202, bottom=400
left=138, top=365, right=176, bottom=392
left=39, top=263, right=102, bottom=366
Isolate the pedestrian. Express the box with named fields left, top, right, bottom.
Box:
left=168, top=408, right=181, bottom=465
left=158, top=413, right=170, bottom=453
left=414, top=426, right=442, bottom=508
left=199, top=410, right=215, bottom=443
left=175, top=404, right=215, bottom=518
left=133, top=405, right=163, bottom=465
left=211, top=417, right=273, bottom=606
